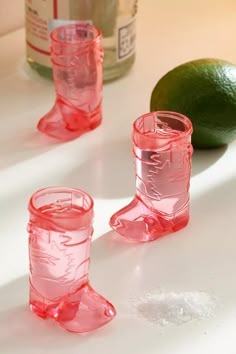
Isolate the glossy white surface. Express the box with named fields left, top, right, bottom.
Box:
left=1, top=0, right=236, bottom=353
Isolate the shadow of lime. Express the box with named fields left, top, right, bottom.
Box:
left=192, top=146, right=227, bottom=176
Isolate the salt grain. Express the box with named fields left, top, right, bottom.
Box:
left=131, top=291, right=218, bottom=326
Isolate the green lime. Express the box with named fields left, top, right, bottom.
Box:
left=150, top=58, right=236, bottom=149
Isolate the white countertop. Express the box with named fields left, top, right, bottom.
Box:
left=1, top=0, right=236, bottom=353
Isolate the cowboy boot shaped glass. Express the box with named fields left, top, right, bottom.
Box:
left=37, top=23, right=103, bottom=141
left=28, top=187, right=116, bottom=333
left=110, top=111, right=193, bottom=242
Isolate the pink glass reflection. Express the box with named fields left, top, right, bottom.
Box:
left=37, top=24, right=103, bottom=141
left=28, top=187, right=116, bottom=333
left=110, top=111, right=193, bottom=242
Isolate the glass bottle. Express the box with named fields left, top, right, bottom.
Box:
left=25, top=0, right=137, bottom=82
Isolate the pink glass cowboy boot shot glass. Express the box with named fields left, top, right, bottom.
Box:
left=28, top=187, right=116, bottom=333
left=37, top=23, right=103, bottom=141
left=110, top=111, right=193, bottom=242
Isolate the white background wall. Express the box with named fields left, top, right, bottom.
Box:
left=0, top=0, right=24, bottom=36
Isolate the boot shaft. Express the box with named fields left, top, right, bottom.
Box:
left=133, top=112, right=193, bottom=215
left=28, top=187, right=94, bottom=301
left=50, top=23, right=103, bottom=110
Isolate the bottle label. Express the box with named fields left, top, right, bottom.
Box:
left=117, top=16, right=136, bottom=62
left=25, top=0, right=90, bottom=67
left=26, top=1, right=136, bottom=67
left=48, top=18, right=93, bottom=33
left=26, top=0, right=69, bottom=67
